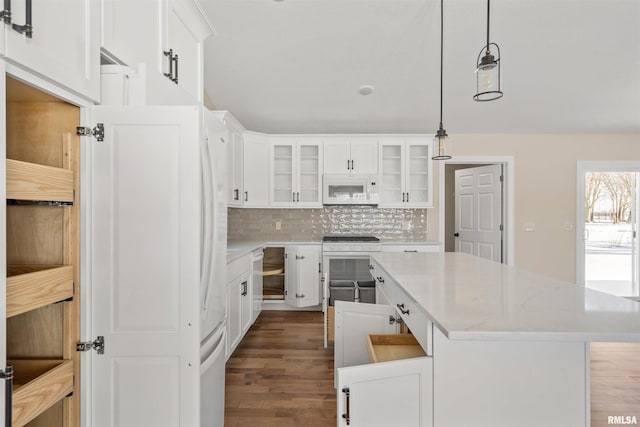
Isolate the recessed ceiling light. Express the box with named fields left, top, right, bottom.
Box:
left=358, top=85, right=374, bottom=96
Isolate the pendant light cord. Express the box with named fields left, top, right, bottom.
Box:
left=439, top=0, right=444, bottom=130
left=486, top=0, right=491, bottom=54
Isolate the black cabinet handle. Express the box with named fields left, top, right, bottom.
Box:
left=397, top=303, right=410, bottom=315
left=1, top=0, right=12, bottom=24
left=406, top=192, right=409, bottom=203
left=241, top=281, right=248, bottom=296
left=233, top=189, right=239, bottom=200
left=173, top=53, right=179, bottom=84
left=12, top=0, right=32, bottom=38
left=402, top=192, right=406, bottom=202
left=164, top=49, right=174, bottom=81
left=341, top=388, right=351, bottom=425
left=296, top=192, right=300, bottom=202
left=1, top=366, right=13, bottom=427
left=351, top=160, right=354, bottom=170
left=244, top=191, right=248, bottom=202
left=292, top=192, right=295, bottom=202
left=376, top=276, right=384, bottom=283
left=347, top=160, right=350, bottom=170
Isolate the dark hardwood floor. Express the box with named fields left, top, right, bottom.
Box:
left=225, top=311, right=640, bottom=426
left=225, top=311, right=336, bottom=427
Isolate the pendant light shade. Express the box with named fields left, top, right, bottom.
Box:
left=432, top=0, right=451, bottom=161
left=474, top=0, right=503, bottom=101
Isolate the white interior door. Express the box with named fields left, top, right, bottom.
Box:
left=455, top=165, right=503, bottom=262
left=90, top=106, right=200, bottom=426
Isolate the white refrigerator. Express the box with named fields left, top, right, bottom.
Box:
left=88, top=106, right=227, bottom=426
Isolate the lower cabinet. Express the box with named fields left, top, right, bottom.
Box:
left=284, top=245, right=321, bottom=308
left=334, top=301, right=433, bottom=427
left=226, top=271, right=251, bottom=357
left=226, top=253, right=254, bottom=358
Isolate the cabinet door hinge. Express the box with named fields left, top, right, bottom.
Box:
left=0, top=6, right=11, bottom=24
left=77, top=336, right=104, bottom=354
left=77, top=123, right=104, bottom=142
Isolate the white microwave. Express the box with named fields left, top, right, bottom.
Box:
left=323, top=174, right=379, bottom=205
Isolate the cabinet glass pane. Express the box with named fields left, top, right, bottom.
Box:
left=407, top=145, right=430, bottom=203
left=380, top=144, right=403, bottom=203
left=298, top=144, right=320, bottom=203
left=273, top=145, right=293, bottom=203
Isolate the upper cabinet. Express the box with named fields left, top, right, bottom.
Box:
left=0, top=0, right=100, bottom=101
left=270, top=137, right=322, bottom=208
left=378, top=138, right=433, bottom=208
left=101, top=0, right=214, bottom=103
left=323, top=138, right=378, bottom=175
left=243, top=132, right=270, bottom=208
left=212, top=112, right=245, bottom=207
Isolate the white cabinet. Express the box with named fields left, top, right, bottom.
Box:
left=285, top=245, right=321, bottom=307
left=226, top=252, right=253, bottom=357
left=270, top=138, right=322, bottom=208
left=382, top=243, right=443, bottom=253
left=213, top=111, right=245, bottom=206
left=101, top=0, right=213, bottom=103
left=334, top=301, right=433, bottom=427
left=378, top=138, right=433, bottom=208
left=1, top=0, right=100, bottom=101
left=323, top=138, right=378, bottom=175
left=227, top=270, right=251, bottom=357
left=243, top=132, right=270, bottom=207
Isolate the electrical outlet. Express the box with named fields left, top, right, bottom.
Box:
left=523, top=222, right=536, bottom=232
left=275, top=221, right=282, bottom=230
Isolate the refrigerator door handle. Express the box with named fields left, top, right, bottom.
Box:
left=200, top=327, right=226, bottom=373
left=200, top=136, right=215, bottom=316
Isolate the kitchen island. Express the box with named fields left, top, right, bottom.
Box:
left=334, top=252, right=640, bottom=427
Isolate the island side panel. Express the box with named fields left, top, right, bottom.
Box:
left=433, top=328, right=588, bottom=427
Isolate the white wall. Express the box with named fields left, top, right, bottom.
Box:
left=428, top=133, right=640, bottom=283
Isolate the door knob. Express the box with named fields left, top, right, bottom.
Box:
left=454, top=233, right=459, bottom=237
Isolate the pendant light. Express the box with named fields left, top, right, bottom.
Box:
left=432, top=0, right=451, bottom=161
left=474, top=0, right=503, bottom=101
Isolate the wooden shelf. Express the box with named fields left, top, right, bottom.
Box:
left=6, top=265, right=74, bottom=318
left=263, top=287, right=285, bottom=300
left=367, top=334, right=426, bottom=363
left=10, top=359, right=74, bottom=427
left=263, top=263, right=284, bottom=276
left=6, top=159, right=74, bottom=203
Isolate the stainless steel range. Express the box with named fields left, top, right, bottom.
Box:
left=322, top=235, right=382, bottom=253
left=322, top=236, right=382, bottom=347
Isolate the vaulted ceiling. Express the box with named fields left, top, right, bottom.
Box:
left=201, top=0, right=640, bottom=135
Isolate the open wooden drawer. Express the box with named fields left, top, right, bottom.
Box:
left=367, top=333, right=426, bottom=363
left=334, top=301, right=433, bottom=427
left=9, top=359, right=74, bottom=427
left=6, top=159, right=74, bottom=203
left=7, top=265, right=74, bottom=318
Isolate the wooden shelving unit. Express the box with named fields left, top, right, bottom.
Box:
left=263, top=248, right=285, bottom=301
left=5, top=77, right=81, bottom=427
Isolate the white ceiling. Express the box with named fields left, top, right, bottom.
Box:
left=200, top=0, right=640, bottom=135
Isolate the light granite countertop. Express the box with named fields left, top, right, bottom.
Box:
left=370, top=251, right=640, bottom=342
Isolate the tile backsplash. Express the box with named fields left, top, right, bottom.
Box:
left=228, top=206, right=428, bottom=241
